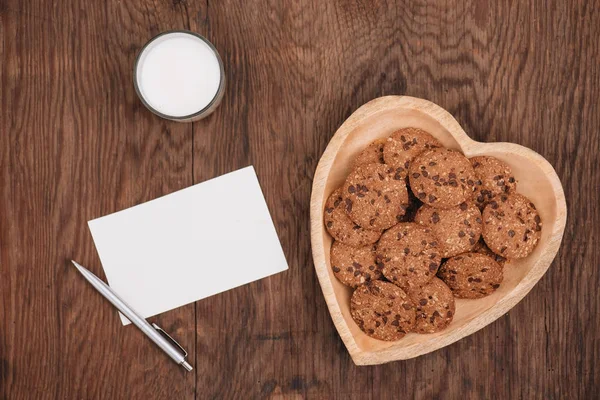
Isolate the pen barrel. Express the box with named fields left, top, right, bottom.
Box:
left=119, top=305, right=187, bottom=364
left=74, top=262, right=188, bottom=365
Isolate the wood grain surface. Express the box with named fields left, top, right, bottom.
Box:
left=1, top=0, right=598, bottom=399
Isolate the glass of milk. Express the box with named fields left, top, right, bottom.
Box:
left=134, top=31, right=225, bottom=122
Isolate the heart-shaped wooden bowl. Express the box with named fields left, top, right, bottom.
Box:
left=310, top=96, right=567, bottom=365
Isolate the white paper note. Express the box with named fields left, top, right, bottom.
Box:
left=88, top=166, right=288, bottom=325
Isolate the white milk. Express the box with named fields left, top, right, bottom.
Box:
left=135, top=32, right=224, bottom=120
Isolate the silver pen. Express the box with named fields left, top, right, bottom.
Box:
left=71, top=260, right=193, bottom=372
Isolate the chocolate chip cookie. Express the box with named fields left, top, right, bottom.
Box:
left=471, top=239, right=507, bottom=267
left=354, top=138, right=386, bottom=167
left=407, top=277, right=455, bottom=333
left=409, top=148, right=476, bottom=209
left=470, top=156, right=517, bottom=209
left=382, top=128, right=441, bottom=177
left=330, top=241, right=381, bottom=287
left=438, top=253, right=503, bottom=299
left=482, top=193, right=541, bottom=259
left=350, top=280, right=416, bottom=341
left=376, top=223, right=441, bottom=290
left=342, top=163, right=409, bottom=230
left=414, top=202, right=482, bottom=258
left=324, top=187, right=382, bottom=247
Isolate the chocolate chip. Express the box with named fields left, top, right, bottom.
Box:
left=429, top=161, right=437, bottom=166
left=473, top=162, right=481, bottom=168
left=419, top=299, right=428, bottom=306
left=469, top=238, right=476, bottom=245
left=447, top=310, right=453, bottom=317
left=449, top=172, right=456, bottom=179
left=412, top=172, right=420, bottom=179
left=459, top=202, right=468, bottom=211
left=534, top=215, right=541, bottom=223
left=508, top=230, right=515, bottom=237
left=348, top=185, right=356, bottom=193
left=404, top=247, right=410, bottom=255
left=391, top=320, right=399, bottom=326
left=418, top=192, right=426, bottom=199
left=345, top=198, right=352, bottom=212
left=493, top=175, right=502, bottom=180
left=326, top=221, right=333, bottom=228
left=402, top=303, right=412, bottom=310
left=332, top=266, right=340, bottom=272
left=509, top=177, right=515, bottom=183
left=492, top=283, right=500, bottom=289
left=458, top=231, right=466, bottom=237
left=429, top=263, right=438, bottom=272
left=432, top=212, right=440, bottom=223
left=500, top=246, right=507, bottom=253
left=422, top=170, right=429, bottom=177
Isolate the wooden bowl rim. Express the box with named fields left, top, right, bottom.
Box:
left=310, top=95, right=567, bottom=365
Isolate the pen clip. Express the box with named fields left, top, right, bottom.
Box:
left=151, top=323, right=188, bottom=358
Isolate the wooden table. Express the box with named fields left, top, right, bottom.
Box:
left=1, top=1, right=598, bottom=398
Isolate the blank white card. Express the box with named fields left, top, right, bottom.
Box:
left=88, top=166, right=288, bottom=325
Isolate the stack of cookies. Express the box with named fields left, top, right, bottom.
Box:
left=324, top=128, right=542, bottom=341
